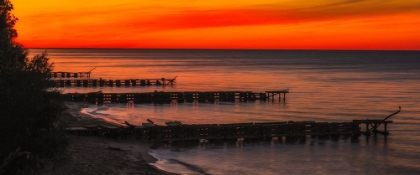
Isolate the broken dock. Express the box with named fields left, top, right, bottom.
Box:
left=64, top=90, right=289, bottom=104
left=53, top=77, right=177, bottom=87
left=66, top=107, right=400, bottom=142
left=51, top=67, right=97, bottom=78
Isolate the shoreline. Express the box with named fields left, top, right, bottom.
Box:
left=42, top=102, right=177, bottom=175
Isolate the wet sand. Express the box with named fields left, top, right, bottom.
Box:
left=39, top=103, right=176, bottom=175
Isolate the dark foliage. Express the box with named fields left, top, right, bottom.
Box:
left=0, top=0, right=67, bottom=174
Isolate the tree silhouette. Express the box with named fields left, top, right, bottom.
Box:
left=0, top=1, right=67, bottom=174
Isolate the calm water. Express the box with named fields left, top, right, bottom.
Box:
left=30, top=49, right=420, bottom=174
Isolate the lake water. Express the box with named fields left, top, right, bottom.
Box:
left=30, top=49, right=420, bottom=174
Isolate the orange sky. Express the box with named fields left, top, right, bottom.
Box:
left=12, top=0, right=420, bottom=50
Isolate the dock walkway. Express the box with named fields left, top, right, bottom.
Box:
left=66, top=117, right=396, bottom=142
left=53, top=77, right=176, bottom=87
left=64, top=90, right=289, bottom=104
left=66, top=103, right=400, bottom=143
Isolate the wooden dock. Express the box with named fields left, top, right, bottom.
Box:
left=64, top=90, right=289, bottom=104
left=66, top=107, right=400, bottom=142
left=51, top=71, right=92, bottom=78
left=51, top=67, right=97, bottom=78
left=53, top=77, right=177, bottom=87
left=65, top=118, right=393, bottom=142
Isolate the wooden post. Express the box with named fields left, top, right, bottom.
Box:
left=365, top=123, right=369, bottom=135
left=272, top=93, right=275, bottom=101
left=373, top=123, right=378, bottom=136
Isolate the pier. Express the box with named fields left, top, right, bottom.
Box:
left=352, top=106, right=401, bottom=136
left=53, top=77, right=177, bottom=87
left=66, top=107, right=400, bottom=142
left=51, top=67, right=97, bottom=78
left=51, top=71, right=93, bottom=78
left=64, top=90, right=289, bottom=104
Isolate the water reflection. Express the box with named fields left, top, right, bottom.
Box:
left=38, top=49, right=420, bottom=174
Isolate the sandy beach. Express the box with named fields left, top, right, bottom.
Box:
left=39, top=103, right=175, bottom=175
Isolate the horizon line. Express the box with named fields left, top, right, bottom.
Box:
left=27, top=48, right=420, bottom=51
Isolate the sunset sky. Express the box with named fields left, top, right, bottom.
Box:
left=12, top=0, right=420, bottom=50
